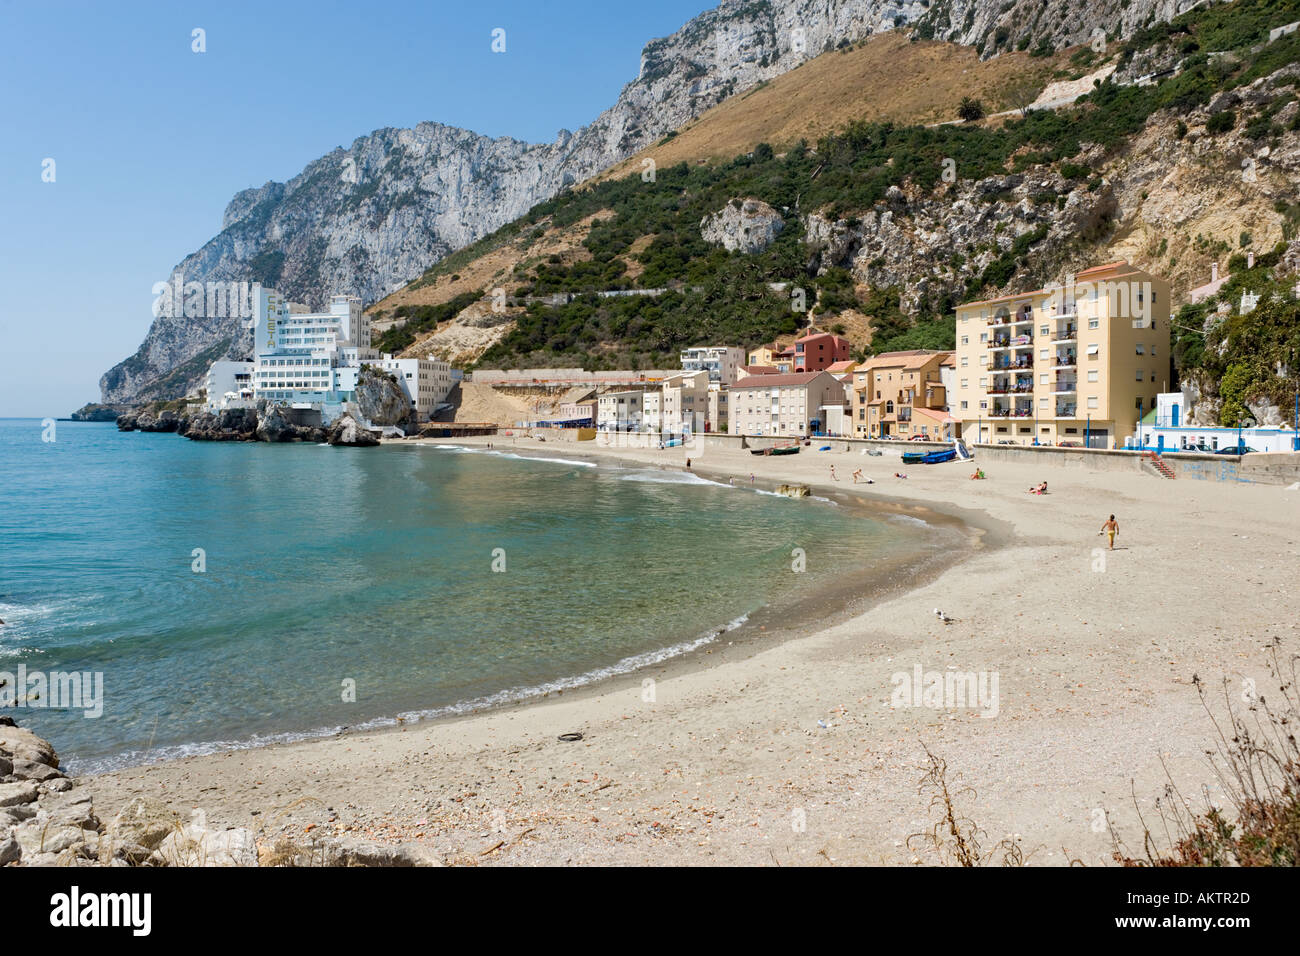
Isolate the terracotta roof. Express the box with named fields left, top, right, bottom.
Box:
left=826, top=360, right=858, bottom=372
left=957, top=262, right=1142, bottom=311
left=956, top=288, right=1045, bottom=310
left=859, top=349, right=946, bottom=370
left=739, top=364, right=780, bottom=375
left=912, top=406, right=958, bottom=425
left=1075, top=260, right=1130, bottom=277
left=728, top=371, right=836, bottom=390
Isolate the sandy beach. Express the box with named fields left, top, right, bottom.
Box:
left=85, top=437, right=1300, bottom=865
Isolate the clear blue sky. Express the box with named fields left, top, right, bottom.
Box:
left=0, top=0, right=712, bottom=417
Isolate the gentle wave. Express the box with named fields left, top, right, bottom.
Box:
left=890, top=514, right=930, bottom=527
left=615, top=470, right=726, bottom=486
left=490, top=452, right=597, bottom=468
left=73, top=613, right=750, bottom=775
left=419, top=444, right=597, bottom=468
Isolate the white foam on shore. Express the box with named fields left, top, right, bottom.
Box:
left=417, top=444, right=596, bottom=468
left=490, top=452, right=596, bottom=468
left=616, top=470, right=726, bottom=487
left=71, top=613, right=751, bottom=776
left=891, top=514, right=929, bottom=527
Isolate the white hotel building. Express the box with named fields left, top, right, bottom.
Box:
left=230, top=288, right=454, bottom=422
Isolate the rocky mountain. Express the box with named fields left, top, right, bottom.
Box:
left=913, top=0, right=1200, bottom=53
left=101, top=0, right=1179, bottom=405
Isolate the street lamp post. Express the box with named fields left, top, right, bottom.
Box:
left=1292, top=348, right=1299, bottom=451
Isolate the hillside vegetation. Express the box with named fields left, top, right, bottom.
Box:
left=370, top=0, right=1300, bottom=423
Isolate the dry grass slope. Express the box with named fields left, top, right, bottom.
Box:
left=596, top=32, right=1066, bottom=182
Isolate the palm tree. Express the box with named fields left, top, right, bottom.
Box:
left=957, top=97, right=986, bottom=123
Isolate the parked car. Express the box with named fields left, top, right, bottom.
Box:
left=908, top=434, right=928, bottom=441
left=1057, top=441, right=1082, bottom=447
left=1214, top=443, right=1257, bottom=455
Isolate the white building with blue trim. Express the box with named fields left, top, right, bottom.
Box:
left=1127, top=392, right=1299, bottom=453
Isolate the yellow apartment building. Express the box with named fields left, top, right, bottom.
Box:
left=848, top=349, right=952, bottom=439
left=951, top=261, right=1171, bottom=448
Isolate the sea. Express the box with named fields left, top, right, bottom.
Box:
left=0, top=418, right=936, bottom=772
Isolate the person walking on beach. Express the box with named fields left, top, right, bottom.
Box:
left=1100, top=514, right=1119, bottom=549
left=829, top=465, right=839, bottom=481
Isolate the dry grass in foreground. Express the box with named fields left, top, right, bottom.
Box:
left=1112, top=638, right=1300, bottom=867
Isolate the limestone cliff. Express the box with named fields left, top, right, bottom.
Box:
left=101, top=0, right=1177, bottom=404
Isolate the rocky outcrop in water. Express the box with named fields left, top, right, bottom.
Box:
left=326, top=413, right=380, bottom=447
left=116, top=403, right=345, bottom=444
left=254, top=406, right=328, bottom=444
left=71, top=403, right=135, bottom=422
left=100, top=0, right=1178, bottom=405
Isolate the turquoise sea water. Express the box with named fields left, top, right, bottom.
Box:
left=0, top=418, right=930, bottom=772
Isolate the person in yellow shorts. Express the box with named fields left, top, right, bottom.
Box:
left=1100, top=514, right=1119, bottom=549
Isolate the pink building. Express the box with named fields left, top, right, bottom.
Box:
left=793, top=332, right=852, bottom=372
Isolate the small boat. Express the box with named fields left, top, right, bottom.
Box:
left=902, top=448, right=958, bottom=465
left=751, top=442, right=801, bottom=456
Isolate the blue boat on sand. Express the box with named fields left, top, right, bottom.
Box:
left=901, top=448, right=958, bottom=465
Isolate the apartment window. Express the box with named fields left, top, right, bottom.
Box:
left=979, top=401, right=987, bottom=410
left=960, top=400, right=968, bottom=410
left=1040, top=373, right=1048, bottom=384
left=1039, top=397, right=1048, bottom=407
left=1136, top=370, right=1143, bottom=381
left=1087, top=344, right=1100, bottom=357
left=961, top=356, right=969, bottom=367
left=1040, top=326, right=1049, bottom=335
left=1136, top=344, right=1145, bottom=355
left=961, top=378, right=969, bottom=388
left=1087, top=370, right=1099, bottom=382
left=960, top=336, right=969, bottom=346
left=1040, top=349, right=1048, bottom=360
left=980, top=333, right=988, bottom=343
left=1087, top=397, right=1099, bottom=409
left=1088, top=318, right=1099, bottom=329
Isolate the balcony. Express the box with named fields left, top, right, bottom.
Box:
left=989, top=335, right=1033, bottom=350
left=1053, top=379, right=1078, bottom=394
left=988, top=311, right=1034, bottom=327
left=992, top=358, right=1034, bottom=371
